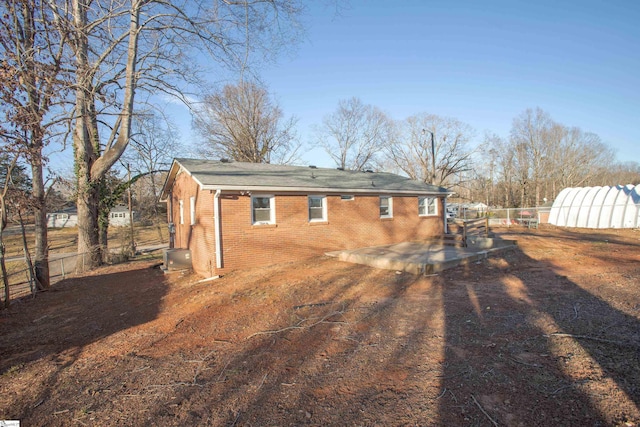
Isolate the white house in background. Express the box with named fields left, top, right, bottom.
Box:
left=108, top=205, right=135, bottom=227
left=47, top=205, right=135, bottom=228
left=46, top=207, right=78, bottom=228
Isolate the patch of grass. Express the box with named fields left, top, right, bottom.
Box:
left=3, top=363, right=24, bottom=377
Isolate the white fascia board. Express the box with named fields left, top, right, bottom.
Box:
left=201, top=184, right=451, bottom=196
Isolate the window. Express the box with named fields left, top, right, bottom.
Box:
left=190, top=196, right=196, bottom=225
left=419, top=197, right=438, bottom=216
left=308, top=196, right=327, bottom=222
left=252, top=195, right=275, bottom=224
left=340, top=195, right=354, bottom=201
left=179, top=199, right=184, bottom=225
left=380, top=196, right=393, bottom=218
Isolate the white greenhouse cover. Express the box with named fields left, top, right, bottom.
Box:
left=548, top=185, right=640, bottom=229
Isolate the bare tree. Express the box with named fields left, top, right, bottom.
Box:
left=123, top=112, right=180, bottom=240
left=601, top=161, right=640, bottom=186
left=0, top=0, right=69, bottom=288
left=386, top=113, right=476, bottom=187
left=193, top=81, right=300, bottom=164
left=317, top=97, right=392, bottom=171
left=509, top=107, right=556, bottom=207
left=43, top=0, right=303, bottom=270
left=551, top=126, right=615, bottom=191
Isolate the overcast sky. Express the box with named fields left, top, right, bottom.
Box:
left=257, top=0, right=639, bottom=167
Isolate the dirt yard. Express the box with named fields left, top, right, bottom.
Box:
left=1, top=226, right=639, bottom=426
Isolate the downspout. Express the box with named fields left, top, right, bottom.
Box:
left=168, top=191, right=175, bottom=249
left=443, top=197, right=448, bottom=234
left=214, top=190, right=222, bottom=269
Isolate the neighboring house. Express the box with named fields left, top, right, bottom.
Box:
left=47, top=205, right=134, bottom=228
left=46, top=208, right=78, bottom=228
left=109, top=205, right=135, bottom=227
left=160, top=158, right=452, bottom=278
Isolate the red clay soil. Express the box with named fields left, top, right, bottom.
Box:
left=0, top=226, right=639, bottom=426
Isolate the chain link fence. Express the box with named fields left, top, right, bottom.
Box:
left=450, top=207, right=549, bottom=228
left=1, top=251, right=93, bottom=303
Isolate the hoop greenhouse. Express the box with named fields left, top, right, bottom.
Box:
left=548, top=185, right=640, bottom=229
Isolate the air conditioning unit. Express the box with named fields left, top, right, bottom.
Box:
left=163, top=249, right=192, bottom=271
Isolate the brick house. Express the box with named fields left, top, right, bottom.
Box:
left=160, top=158, right=451, bottom=278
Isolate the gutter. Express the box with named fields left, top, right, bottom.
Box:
left=200, top=184, right=452, bottom=197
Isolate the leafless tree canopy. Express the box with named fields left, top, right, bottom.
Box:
left=0, top=0, right=72, bottom=287
left=469, top=107, right=635, bottom=208
left=316, top=97, right=392, bottom=171
left=386, top=114, right=476, bottom=187
left=38, top=0, right=304, bottom=269
left=193, top=81, right=300, bottom=164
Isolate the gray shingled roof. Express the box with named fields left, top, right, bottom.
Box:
left=161, top=158, right=449, bottom=199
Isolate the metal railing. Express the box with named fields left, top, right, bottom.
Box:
left=451, top=207, right=545, bottom=228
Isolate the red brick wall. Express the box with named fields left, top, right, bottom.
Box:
left=169, top=173, right=445, bottom=277
left=168, top=170, right=216, bottom=277
left=215, top=193, right=443, bottom=276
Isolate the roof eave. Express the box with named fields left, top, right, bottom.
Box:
left=200, top=184, right=451, bottom=196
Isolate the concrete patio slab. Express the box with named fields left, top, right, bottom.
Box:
left=326, top=237, right=517, bottom=275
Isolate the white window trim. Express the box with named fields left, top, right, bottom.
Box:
left=380, top=196, right=393, bottom=218
left=179, top=199, right=184, bottom=225
left=308, top=195, right=327, bottom=222
left=190, top=196, right=196, bottom=225
left=419, top=197, right=438, bottom=217
left=251, top=194, right=276, bottom=225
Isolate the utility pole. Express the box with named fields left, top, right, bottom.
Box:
left=423, top=129, right=437, bottom=185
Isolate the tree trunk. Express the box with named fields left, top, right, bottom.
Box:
left=73, top=0, right=141, bottom=271
left=150, top=173, right=165, bottom=243
left=31, top=155, right=50, bottom=289
left=77, top=177, right=101, bottom=270
left=0, top=238, right=9, bottom=309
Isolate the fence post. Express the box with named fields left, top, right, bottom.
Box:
left=61, top=258, right=65, bottom=278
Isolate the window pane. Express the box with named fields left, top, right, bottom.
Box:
left=428, top=198, right=437, bottom=215
left=309, top=208, right=324, bottom=220
left=380, top=197, right=390, bottom=217
left=254, top=208, right=271, bottom=222
left=253, top=197, right=270, bottom=209
left=309, top=196, right=325, bottom=220
left=309, top=197, right=323, bottom=208
left=418, top=197, right=426, bottom=215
